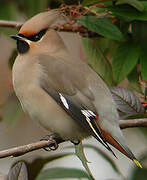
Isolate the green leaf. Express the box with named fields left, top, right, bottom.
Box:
left=78, top=16, right=124, bottom=41
left=132, top=20, right=147, bottom=80
left=82, top=0, right=112, bottom=6
left=82, top=37, right=114, bottom=86
left=24, top=153, right=74, bottom=180
left=105, top=4, right=147, bottom=21
left=66, top=144, right=122, bottom=177
left=140, top=50, right=147, bottom=80
left=142, top=1, right=147, bottom=10
left=130, top=153, right=147, bottom=180
left=36, top=167, right=89, bottom=180
left=132, top=21, right=147, bottom=50
left=127, top=67, right=142, bottom=93
left=130, top=168, right=147, bottom=180
left=75, top=142, right=95, bottom=180
left=116, top=0, right=144, bottom=11
left=82, top=0, right=113, bottom=6
left=84, top=145, right=122, bottom=176
left=112, top=41, right=140, bottom=83
left=82, top=0, right=99, bottom=6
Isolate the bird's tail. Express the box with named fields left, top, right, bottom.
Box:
left=99, top=126, right=142, bottom=168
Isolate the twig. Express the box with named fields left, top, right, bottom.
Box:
left=0, top=119, right=146, bottom=159
left=0, top=134, right=64, bottom=159
left=51, top=24, right=88, bottom=34
left=0, top=20, right=85, bottom=32
left=0, top=20, right=23, bottom=28
left=0, top=20, right=99, bottom=37
left=120, top=119, right=147, bottom=129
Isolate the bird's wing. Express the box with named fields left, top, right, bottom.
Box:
left=37, top=55, right=116, bottom=155
left=37, top=55, right=142, bottom=165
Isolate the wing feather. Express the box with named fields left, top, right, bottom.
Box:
left=38, top=55, right=116, bottom=155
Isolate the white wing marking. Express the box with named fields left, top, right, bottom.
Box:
left=59, top=93, right=69, bottom=109
left=81, top=110, right=104, bottom=143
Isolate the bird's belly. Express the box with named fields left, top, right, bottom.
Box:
left=17, top=86, right=89, bottom=141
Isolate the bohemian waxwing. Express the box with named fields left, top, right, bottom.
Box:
left=11, top=10, right=141, bottom=167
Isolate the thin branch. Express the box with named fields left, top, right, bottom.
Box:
left=52, top=24, right=87, bottom=33
left=0, top=20, right=23, bottom=28
left=0, top=134, right=64, bottom=159
left=0, top=20, right=85, bottom=31
left=0, top=119, right=146, bottom=159
left=0, top=20, right=99, bottom=37
left=120, top=119, right=147, bottom=129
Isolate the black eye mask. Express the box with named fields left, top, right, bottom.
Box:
left=15, top=28, right=47, bottom=54
left=18, top=28, right=47, bottom=42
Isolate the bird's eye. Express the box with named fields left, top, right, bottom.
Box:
left=28, top=29, right=47, bottom=42
left=34, top=35, right=39, bottom=40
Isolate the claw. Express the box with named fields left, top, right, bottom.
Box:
left=40, top=133, right=61, bottom=151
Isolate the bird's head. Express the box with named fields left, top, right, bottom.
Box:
left=11, top=11, right=62, bottom=55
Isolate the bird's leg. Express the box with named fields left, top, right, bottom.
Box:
left=40, top=133, right=64, bottom=151
left=71, top=140, right=80, bottom=145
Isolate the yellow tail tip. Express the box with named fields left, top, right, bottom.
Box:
left=133, top=159, right=142, bottom=168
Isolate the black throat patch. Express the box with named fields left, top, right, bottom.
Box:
left=17, top=40, right=30, bottom=54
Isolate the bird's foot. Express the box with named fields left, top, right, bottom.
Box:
left=71, top=140, right=80, bottom=145
left=40, top=133, right=64, bottom=151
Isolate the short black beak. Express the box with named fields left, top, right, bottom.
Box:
left=10, top=34, right=21, bottom=40
left=10, top=34, right=27, bottom=42
left=10, top=34, right=30, bottom=54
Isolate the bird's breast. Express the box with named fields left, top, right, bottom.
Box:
left=12, top=55, right=89, bottom=140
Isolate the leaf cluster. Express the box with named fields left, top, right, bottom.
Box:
left=78, top=0, right=147, bottom=88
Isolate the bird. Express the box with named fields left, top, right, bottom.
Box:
left=11, top=10, right=141, bottom=168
